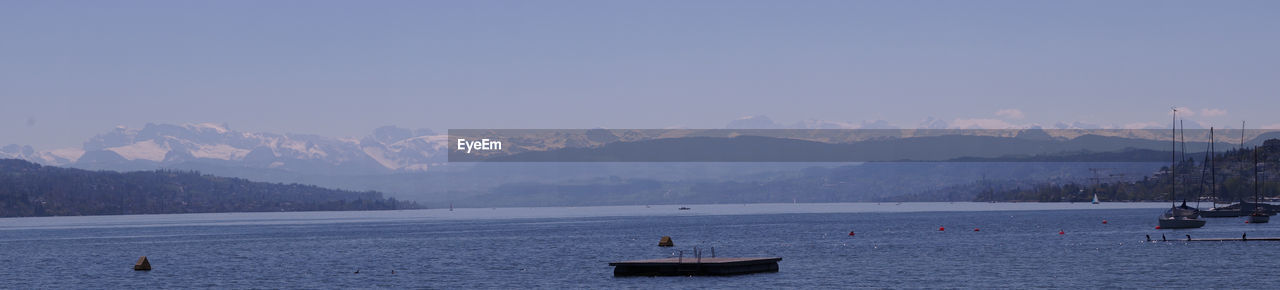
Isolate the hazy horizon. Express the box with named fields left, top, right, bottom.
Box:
left=5, top=1, right=1280, bottom=149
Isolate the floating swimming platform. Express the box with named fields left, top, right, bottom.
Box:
left=609, top=257, right=781, bottom=276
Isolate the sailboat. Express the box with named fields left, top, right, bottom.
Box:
left=1247, top=210, right=1269, bottom=223
left=1247, top=147, right=1270, bottom=223
left=1203, top=127, right=1238, bottom=217
left=1087, top=169, right=1102, bottom=204
left=1204, top=124, right=1278, bottom=217
left=1159, top=108, right=1206, bottom=229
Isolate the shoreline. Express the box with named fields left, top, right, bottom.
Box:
left=0, top=202, right=1177, bottom=231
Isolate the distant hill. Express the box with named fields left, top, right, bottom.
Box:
left=456, top=161, right=1163, bottom=207
left=477, top=134, right=1232, bottom=162
left=0, top=159, right=415, bottom=217
left=946, top=148, right=1176, bottom=162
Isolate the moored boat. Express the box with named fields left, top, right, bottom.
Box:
left=1247, top=212, right=1270, bottom=224
left=1246, top=147, right=1270, bottom=224
left=1203, top=202, right=1278, bottom=217
left=1157, top=108, right=1205, bottom=229
left=1160, top=201, right=1207, bottom=229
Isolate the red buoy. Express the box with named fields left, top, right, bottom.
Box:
left=1155, top=226, right=1162, bottom=229
left=973, top=228, right=980, bottom=232
left=1102, top=220, right=1108, bottom=224
left=938, top=226, right=945, bottom=231
left=848, top=231, right=855, bottom=236
left=1058, top=230, right=1065, bottom=235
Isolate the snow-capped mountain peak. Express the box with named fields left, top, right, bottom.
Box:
left=7, top=123, right=448, bottom=174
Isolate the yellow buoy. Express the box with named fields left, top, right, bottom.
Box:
left=658, top=236, right=674, bottom=247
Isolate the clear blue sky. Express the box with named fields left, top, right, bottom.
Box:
left=3, top=1, right=1278, bottom=149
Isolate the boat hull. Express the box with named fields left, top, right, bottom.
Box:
left=1204, top=202, right=1280, bottom=218
left=1202, top=210, right=1245, bottom=218
left=1204, top=209, right=1277, bottom=218
left=1248, top=215, right=1270, bottom=224
left=1158, top=219, right=1206, bottom=229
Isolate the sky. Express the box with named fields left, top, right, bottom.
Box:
left=3, top=1, right=1279, bottom=149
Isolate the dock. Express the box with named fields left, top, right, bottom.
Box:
left=1186, top=237, right=1280, bottom=241
left=1146, top=234, right=1280, bottom=242
left=609, top=257, right=781, bottom=276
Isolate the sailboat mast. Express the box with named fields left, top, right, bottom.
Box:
left=1171, top=108, right=1177, bottom=205
left=1255, top=147, right=1260, bottom=205
left=1198, top=153, right=1207, bottom=208
left=1181, top=120, right=1187, bottom=166
left=1241, top=121, right=1247, bottom=203
left=1242, top=121, right=1247, bottom=150
left=1181, top=119, right=1189, bottom=205
left=1211, top=127, right=1217, bottom=205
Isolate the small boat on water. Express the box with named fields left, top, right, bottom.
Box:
left=1204, top=202, right=1278, bottom=217
left=678, top=207, right=691, bottom=210
left=1160, top=201, right=1207, bottom=228
left=1092, top=194, right=1099, bottom=204
left=1247, top=211, right=1270, bottom=224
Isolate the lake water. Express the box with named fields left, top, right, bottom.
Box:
left=3, top=202, right=1280, bottom=288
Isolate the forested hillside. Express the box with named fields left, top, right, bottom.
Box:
left=969, top=139, right=1280, bottom=202
left=0, top=159, right=415, bottom=217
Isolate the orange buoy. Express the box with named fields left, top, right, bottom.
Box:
left=938, top=226, right=945, bottom=231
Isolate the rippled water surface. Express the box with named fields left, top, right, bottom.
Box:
left=3, top=202, right=1280, bottom=288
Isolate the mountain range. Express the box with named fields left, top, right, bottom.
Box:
left=5, top=118, right=1279, bottom=175
left=6, top=119, right=1277, bottom=207
left=727, top=115, right=1145, bottom=130
left=2, top=123, right=448, bottom=175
